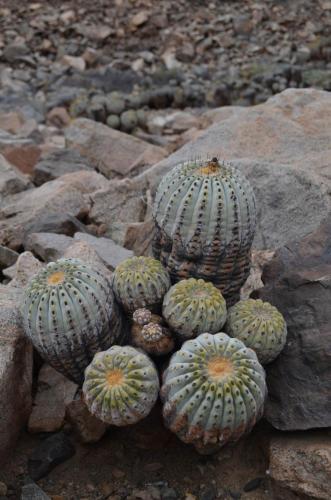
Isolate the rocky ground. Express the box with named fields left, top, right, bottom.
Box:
left=0, top=1, right=330, bottom=499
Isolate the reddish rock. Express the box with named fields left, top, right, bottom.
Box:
left=47, top=107, right=71, bottom=128
left=2, top=144, right=41, bottom=175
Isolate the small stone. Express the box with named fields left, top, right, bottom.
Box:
left=61, top=55, right=86, bottom=72
left=144, top=462, right=164, bottom=472
left=82, top=47, right=99, bottom=67
left=3, top=251, right=43, bottom=286
left=59, top=9, right=75, bottom=24
left=130, top=11, right=149, bottom=28
left=243, top=478, right=263, bottom=492
left=21, top=482, right=50, bottom=499
left=46, top=107, right=71, bottom=128
left=0, top=153, right=31, bottom=197
left=112, top=467, right=125, bottom=479
left=132, top=58, right=145, bottom=72
left=0, top=245, right=18, bottom=270
left=161, top=49, right=181, bottom=70
left=28, top=432, right=75, bottom=480
left=0, top=482, right=7, bottom=496
left=120, top=110, right=138, bottom=133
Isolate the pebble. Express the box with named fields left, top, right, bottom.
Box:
left=28, top=432, right=75, bottom=480
left=0, top=483, right=7, bottom=496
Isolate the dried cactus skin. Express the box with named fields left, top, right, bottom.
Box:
left=161, top=332, right=266, bottom=453
left=112, top=256, right=171, bottom=312
left=83, top=345, right=159, bottom=426
left=162, top=278, right=227, bottom=341
left=226, top=299, right=287, bottom=364
left=22, top=258, right=125, bottom=384
left=152, top=159, right=256, bottom=306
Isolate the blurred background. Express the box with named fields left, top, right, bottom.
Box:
left=0, top=0, right=330, bottom=152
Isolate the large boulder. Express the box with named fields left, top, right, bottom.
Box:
left=269, top=432, right=331, bottom=499
left=254, top=215, right=331, bottom=430
left=65, top=118, right=166, bottom=179
left=137, top=89, right=331, bottom=250
left=0, top=253, right=43, bottom=465
left=0, top=170, right=106, bottom=249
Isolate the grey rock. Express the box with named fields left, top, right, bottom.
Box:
left=0, top=152, right=32, bottom=198
left=73, top=232, right=133, bottom=270
left=0, top=170, right=105, bottom=249
left=65, top=118, right=166, bottom=178
left=3, top=251, right=43, bottom=286
left=3, top=44, right=29, bottom=63
left=28, top=431, right=75, bottom=480
left=28, top=364, right=78, bottom=434
left=24, top=232, right=73, bottom=262
left=0, top=245, right=19, bottom=270
left=269, top=432, right=331, bottom=499
left=25, top=213, right=88, bottom=238
left=0, top=284, right=33, bottom=465
left=21, top=482, right=51, bottom=500
left=255, top=215, right=331, bottom=430
left=33, top=149, right=93, bottom=186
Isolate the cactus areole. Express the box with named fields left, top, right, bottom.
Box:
left=22, top=258, right=125, bottom=384
left=152, top=158, right=257, bottom=306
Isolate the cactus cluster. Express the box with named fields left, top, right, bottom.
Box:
left=161, top=332, right=267, bottom=452
left=131, top=308, right=175, bottom=356
left=153, top=158, right=256, bottom=306
left=163, top=278, right=227, bottom=341
left=112, top=256, right=171, bottom=312
left=22, top=258, right=125, bottom=384
left=226, top=299, right=287, bottom=364
left=83, top=345, right=159, bottom=426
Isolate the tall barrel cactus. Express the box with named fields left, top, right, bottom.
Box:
left=161, top=332, right=266, bottom=453
left=226, top=299, right=287, bottom=364
left=153, top=158, right=256, bottom=305
left=22, top=258, right=125, bottom=384
left=83, top=345, right=159, bottom=426
left=112, top=256, right=171, bottom=312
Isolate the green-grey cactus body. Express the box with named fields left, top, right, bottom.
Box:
left=112, top=256, right=171, bottom=312
left=226, top=299, right=287, bottom=364
left=153, top=158, right=256, bottom=306
left=22, top=259, right=125, bottom=384
left=83, top=345, right=159, bottom=426
left=162, top=278, right=227, bottom=341
left=161, top=332, right=266, bottom=452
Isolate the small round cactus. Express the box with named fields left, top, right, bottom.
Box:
left=83, top=345, right=159, bottom=426
left=112, top=256, right=171, bottom=313
left=162, top=278, right=227, bottom=341
left=22, top=258, right=125, bottom=384
left=226, top=299, right=287, bottom=364
left=161, top=332, right=267, bottom=452
left=132, top=321, right=175, bottom=356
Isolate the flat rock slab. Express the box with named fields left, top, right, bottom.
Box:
left=73, top=232, right=133, bottom=269
left=33, top=148, right=93, bottom=186
left=269, top=432, right=331, bottom=499
left=65, top=118, right=166, bottom=178
left=139, top=89, right=331, bottom=251
left=0, top=170, right=106, bottom=249
left=24, top=232, right=73, bottom=262
left=255, top=215, right=331, bottom=430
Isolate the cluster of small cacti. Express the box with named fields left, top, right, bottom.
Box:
left=20, top=156, right=289, bottom=455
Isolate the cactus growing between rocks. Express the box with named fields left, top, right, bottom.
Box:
left=112, top=256, right=171, bottom=313
left=161, top=332, right=266, bottom=453
left=22, top=258, right=125, bottom=384
left=83, top=345, right=159, bottom=426
left=153, top=158, right=256, bottom=306
left=226, top=299, right=287, bottom=364
left=131, top=310, right=175, bottom=356
left=162, top=278, right=227, bottom=341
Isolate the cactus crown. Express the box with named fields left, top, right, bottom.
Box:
left=141, top=323, right=164, bottom=342
left=133, top=308, right=152, bottom=326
